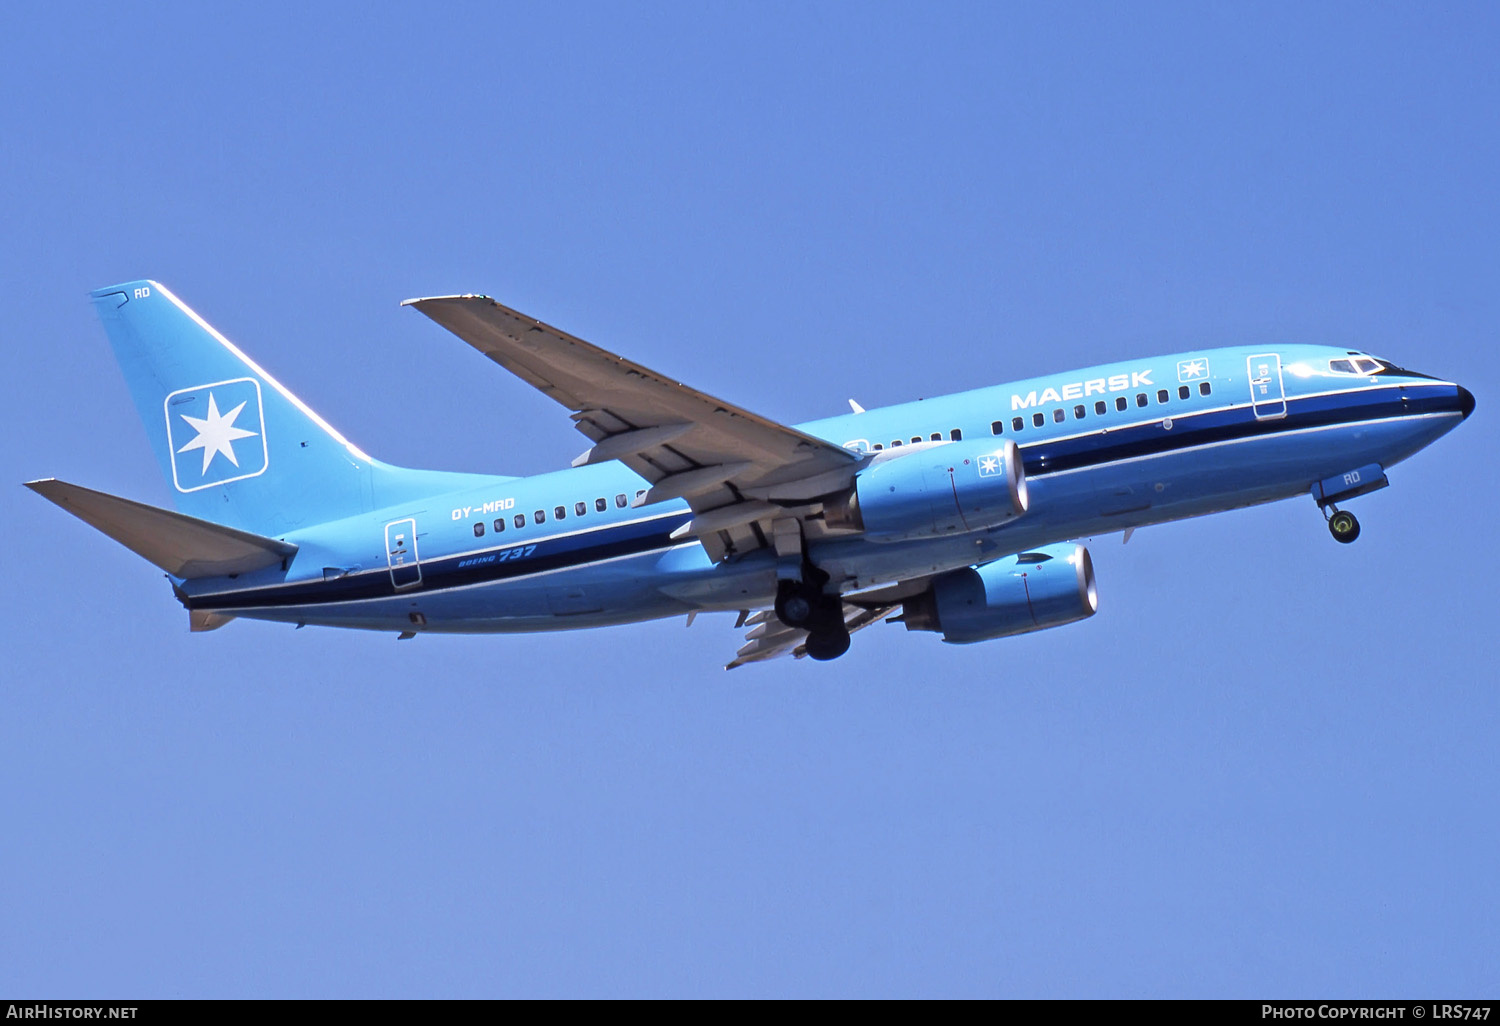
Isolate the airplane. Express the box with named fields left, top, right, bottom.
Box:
left=27, top=280, right=1475, bottom=668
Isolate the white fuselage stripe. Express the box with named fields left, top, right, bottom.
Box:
left=221, top=542, right=704, bottom=612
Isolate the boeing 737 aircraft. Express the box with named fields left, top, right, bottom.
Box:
left=28, top=281, right=1474, bottom=667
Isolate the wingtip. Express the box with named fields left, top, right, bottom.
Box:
left=400, top=293, right=491, bottom=308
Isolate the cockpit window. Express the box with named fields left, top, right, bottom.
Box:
left=1330, top=356, right=1384, bottom=375
left=1370, top=361, right=1440, bottom=380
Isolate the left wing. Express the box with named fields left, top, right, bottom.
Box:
left=727, top=603, right=897, bottom=669
left=405, top=295, right=863, bottom=561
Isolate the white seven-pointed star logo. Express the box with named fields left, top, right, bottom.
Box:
left=176, top=392, right=259, bottom=474
left=1179, top=359, right=1206, bottom=379
left=979, top=454, right=1000, bottom=476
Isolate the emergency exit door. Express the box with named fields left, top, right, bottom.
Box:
left=1247, top=353, right=1287, bottom=419
left=385, top=518, right=422, bottom=589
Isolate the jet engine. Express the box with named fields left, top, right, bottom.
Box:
left=899, top=542, right=1097, bottom=643
left=823, top=439, right=1028, bottom=542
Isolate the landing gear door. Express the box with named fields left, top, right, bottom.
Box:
left=1247, top=353, right=1287, bottom=420
left=385, top=517, right=421, bottom=589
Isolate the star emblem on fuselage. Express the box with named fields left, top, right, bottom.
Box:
left=175, top=392, right=259, bottom=474
left=1177, top=358, right=1208, bottom=381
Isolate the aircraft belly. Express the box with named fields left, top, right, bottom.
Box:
left=222, top=550, right=699, bottom=633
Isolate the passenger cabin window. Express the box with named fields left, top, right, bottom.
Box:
left=473, top=522, right=484, bottom=537
left=1032, top=412, right=1045, bottom=428
left=1199, top=381, right=1212, bottom=396
left=1053, top=408, right=1066, bottom=424
left=1073, top=404, right=1086, bottom=419
left=515, top=513, right=526, bottom=529
left=493, top=519, right=505, bottom=533
left=911, top=436, right=922, bottom=444
left=1178, top=385, right=1190, bottom=400
left=534, top=510, right=545, bottom=525
left=1136, top=393, right=1148, bottom=408
left=950, top=428, right=962, bottom=441
left=635, top=489, right=646, bottom=501
left=930, top=432, right=942, bottom=442
left=891, top=439, right=903, bottom=446
left=595, top=497, right=607, bottom=512
left=1156, top=389, right=1169, bottom=404
left=615, top=494, right=627, bottom=508
left=1012, top=417, right=1024, bottom=432
left=575, top=501, right=587, bottom=516
left=554, top=506, right=566, bottom=520
left=991, top=420, right=1004, bottom=435
left=1095, top=400, right=1107, bottom=416
left=1116, top=397, right=1128, bottom=412
left=873, top=443, right=884, bottom=450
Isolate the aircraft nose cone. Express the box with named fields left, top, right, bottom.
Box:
left=1458, top=385, right=1476, bottom=420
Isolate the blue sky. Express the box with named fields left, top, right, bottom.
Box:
left=3, top=2, right=1496, bottom=997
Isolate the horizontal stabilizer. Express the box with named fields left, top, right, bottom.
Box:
left=25, top=479, right=298, bottom=579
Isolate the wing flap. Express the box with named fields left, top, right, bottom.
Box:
left=26, top=479, right=297, bottom=579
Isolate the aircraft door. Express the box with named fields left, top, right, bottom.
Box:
left=385, top=517, right=422, bottom=589
left=1247, top=353, right=1287, bottom=419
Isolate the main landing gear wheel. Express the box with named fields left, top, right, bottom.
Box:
left=775, top=579, right=816, bottom=629
left=1328, top=509, right=1361, bottom=544
left=775, top=574, right=851, bottom=661
left=775, top=565, right=840, bottom=631
left=804, top=625, right=851, bottom=662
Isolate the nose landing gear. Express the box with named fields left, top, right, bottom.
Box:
left=1324, top=505, right=1361, bottom=544
left=1311, top=466, right=1385, bottom=545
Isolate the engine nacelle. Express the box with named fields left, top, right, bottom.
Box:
left=823, top=439, right=1028, bottom=542
left=900, top=543, right=1098, bottom=644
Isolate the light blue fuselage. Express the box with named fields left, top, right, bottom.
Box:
left=180, top=344, right=1470, bottom=632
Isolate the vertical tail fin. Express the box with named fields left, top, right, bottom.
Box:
left=93, top=281, right=505, bottom=534
left=93, top=280, right=490, bottom=536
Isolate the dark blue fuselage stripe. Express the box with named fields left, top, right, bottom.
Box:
left=192, top=384, right=1459, bottom=612
left=191, top=515, right=692, bottom=611
left=1020, top=384, right=1450, bottom=476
